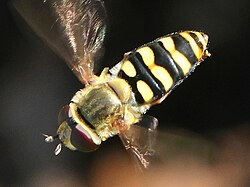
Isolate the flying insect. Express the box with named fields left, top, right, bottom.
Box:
left=13, top=0, right=210, bottom=169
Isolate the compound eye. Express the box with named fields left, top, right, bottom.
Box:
left=57, top=103, right=101, bottom=152
left=58, top=105, right=71, bottom=125
left=70, top=124, right=100, bottom=152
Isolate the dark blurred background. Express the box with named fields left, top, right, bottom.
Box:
left=1, top=0, right=249, bottom=186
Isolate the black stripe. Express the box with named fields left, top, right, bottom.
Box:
left=172, top=34, right=198, bottom=65
left=189, top=32, right=203, bottom=50
left=120, top=72, right=145, bottom=104
left=150, top=42, right=184, bottom=83
left=132, top=53, right=165, bottom=98
left=120, top=53, right=166, bottom=104
left=135, top=52, right=166, bottom=92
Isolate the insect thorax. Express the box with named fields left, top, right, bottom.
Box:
left=71, top=75, right=146, bottom=141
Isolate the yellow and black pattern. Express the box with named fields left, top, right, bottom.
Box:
left=119, top=31, right=209, bottom=104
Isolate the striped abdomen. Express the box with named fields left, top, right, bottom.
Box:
left=119, top=31, right=210, bottom=105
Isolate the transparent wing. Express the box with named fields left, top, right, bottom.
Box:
left=119, top=115, right=160, bottom=171
left=12, top=0, right=107, bottom=84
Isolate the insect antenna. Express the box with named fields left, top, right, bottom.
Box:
left=42, top=133, right=59, bottom=143
left=42, top=133, right=62, bottom=155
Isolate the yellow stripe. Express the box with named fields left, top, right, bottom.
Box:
left=172, top=51, right=191, bottom=75
left=121, top=60, right=136, bottom=77
left=192, top=31, right=206, bottom=50
left=137, top=47, right=155, bottom=67
left=136, top=80, right=154, bottom=102
left=160, top=36, right=191, bottom=75
left=180, top=32, right=202, bottom=59
left=159, top=37, right=175, bottom=52
left=151, top=66, right=173, bottom=91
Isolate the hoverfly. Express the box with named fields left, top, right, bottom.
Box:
left=13, top=0, right=210, bottom=169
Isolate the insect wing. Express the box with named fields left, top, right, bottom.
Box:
left=119, top=115, right=159, bottom=171
left=12, top=0, right=107, bottom=84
